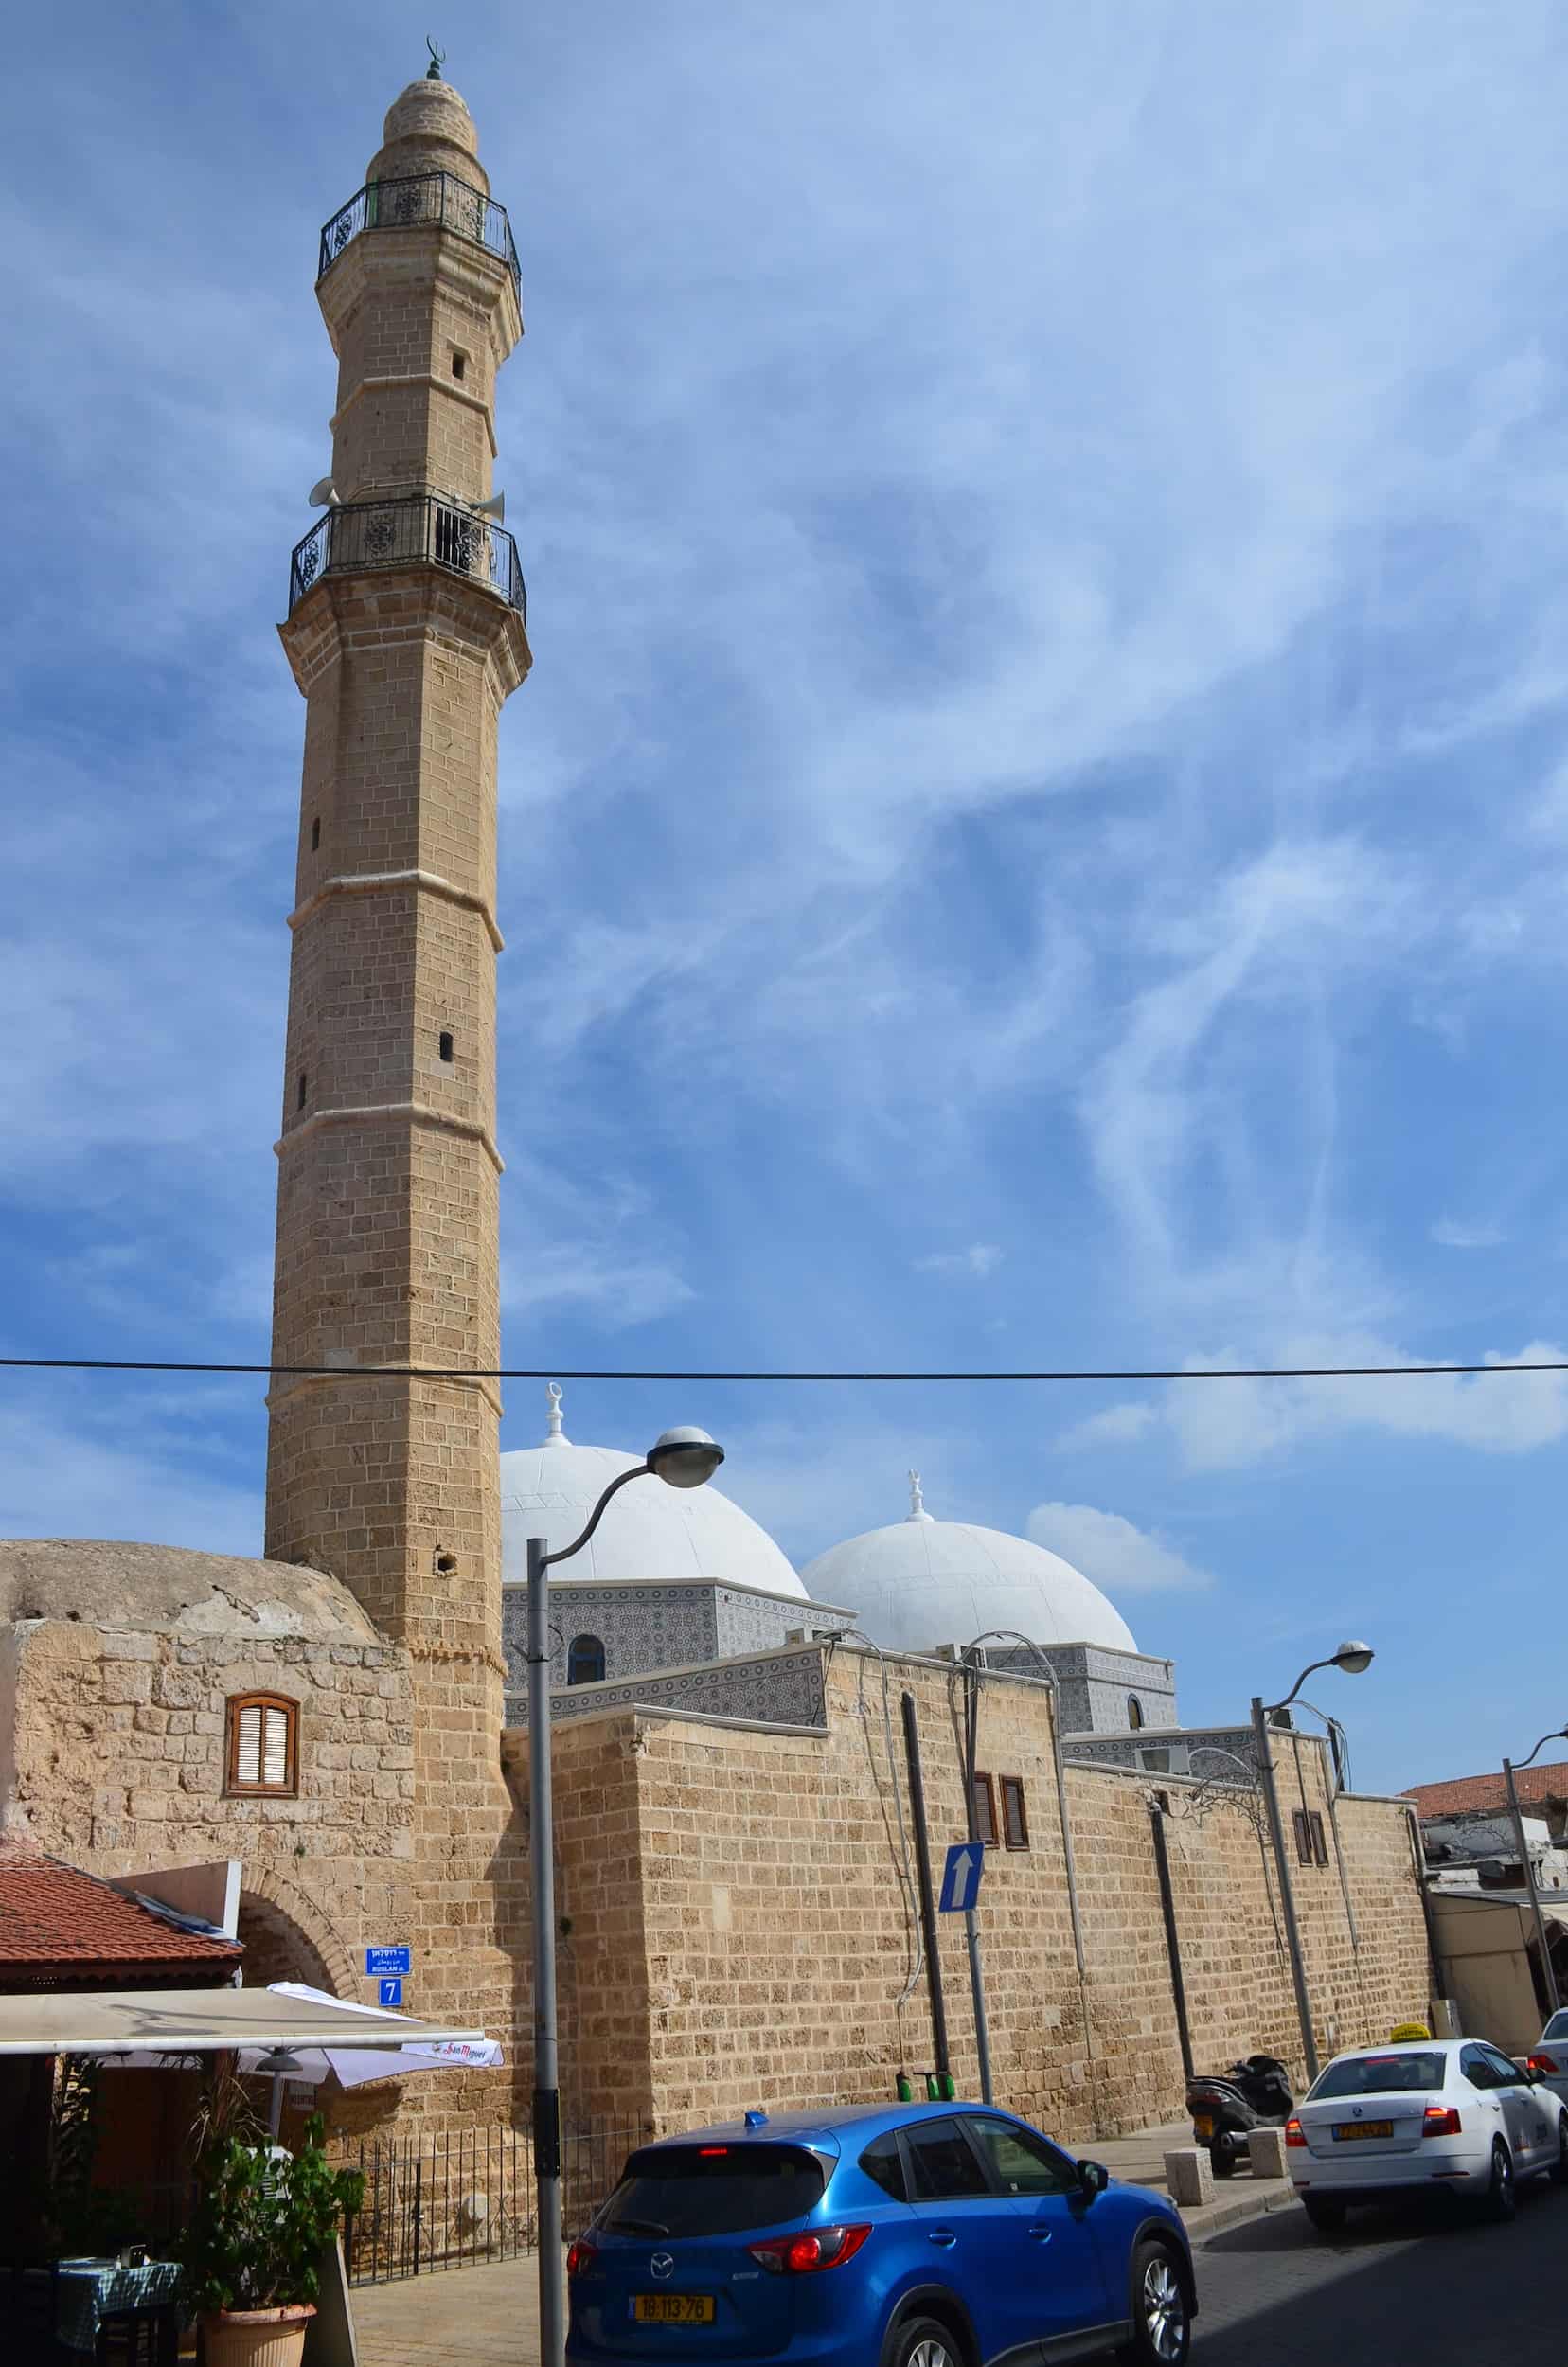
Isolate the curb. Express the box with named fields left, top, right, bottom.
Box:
left=1179, top=2181, right=1301, bottom=2242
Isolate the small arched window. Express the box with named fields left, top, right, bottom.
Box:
left=1128, top=1694, right=1145, bottom=1731
left=225, top=1693, right=299, bottom=1796
left=566, top=1633, right=606, bottom=1686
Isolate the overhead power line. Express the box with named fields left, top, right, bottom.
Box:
left=3, top=1356, right=1568, bottom=1385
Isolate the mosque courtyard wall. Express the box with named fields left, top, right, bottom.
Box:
left=530, top=1647, right=1432, bottom=2145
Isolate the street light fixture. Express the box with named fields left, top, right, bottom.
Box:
left=1502, top=1722, right=1568, bottom=2020
left=1251, top=1642, right=1375, bottom=2088
left=527, top=1426, right=725, bottom=2367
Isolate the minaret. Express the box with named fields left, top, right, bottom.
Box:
left=267, top=64, right=529, bottom=2041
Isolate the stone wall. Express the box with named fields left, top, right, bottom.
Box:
left=536, top=1648, right=1431, bottom=2145
left=5, top=1613, right=416, bottom=2018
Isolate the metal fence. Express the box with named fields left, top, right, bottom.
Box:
left=318, top=171, right=521, bottom=294
left=288, top=495, right=526, bottom=620
left=342, top=2116, right=646, bottom=2286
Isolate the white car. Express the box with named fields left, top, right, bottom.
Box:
left=1528, top=2009, right=1568, bottom=2112
left=1285, top=2037, right=1568, bottom=2233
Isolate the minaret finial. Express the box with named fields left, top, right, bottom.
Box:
left=906, top=1468, right=933, bottom=1522
left=426, top=35, right=447, bottom=79
left=543, top=1381, right=569, bottom=1447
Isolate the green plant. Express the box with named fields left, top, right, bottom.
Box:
left=180, top=2114, right=365, bottom=2315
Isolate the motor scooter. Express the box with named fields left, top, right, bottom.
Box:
left=1185, top=2054, right=1294, bottom=2179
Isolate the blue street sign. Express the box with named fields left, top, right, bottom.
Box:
left=379, top=1976, right=403, bottom=2008
left=365, top=1946, right=411, bottom=1977
left=939, top=1841, right=985, bottom=1914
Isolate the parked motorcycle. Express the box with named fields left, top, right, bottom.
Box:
left=1185, top=2054, right=1294, bottom=2179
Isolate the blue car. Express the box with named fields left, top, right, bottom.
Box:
left=565, top=2101, right=1195, bottom=2367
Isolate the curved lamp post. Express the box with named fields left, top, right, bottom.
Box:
left=528, top=1426, right=724, bottom=2367
left=1251, top=1642, right=1374, bottom=2087
left=1503, top=1722, right=1568, bottom=2020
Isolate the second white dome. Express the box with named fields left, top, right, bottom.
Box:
left=800, top=1480, right=1137, bottom=1656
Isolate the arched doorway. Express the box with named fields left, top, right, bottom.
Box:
left=237, top=1887, right=340, bottom=1992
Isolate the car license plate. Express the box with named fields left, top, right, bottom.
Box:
left=1333, top=2121, right=1392, bottom=2141
left=1193, top=2116, right=1213, bottom=2138
left=633, top=2296, right=716, bottom=2325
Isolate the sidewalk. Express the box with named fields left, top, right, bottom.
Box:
left=350, top=2124, right=1296, bottom=2367
left=1090, top=2116, right=1302, bottom=2241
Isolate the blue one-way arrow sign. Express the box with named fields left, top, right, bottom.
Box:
left=939, top=1841, right=985, bottom=1913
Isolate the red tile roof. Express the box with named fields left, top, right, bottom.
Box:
left=1403, top=1762, right=1568, bottom=1818
left=0, top=1836, right=242, bottom=1983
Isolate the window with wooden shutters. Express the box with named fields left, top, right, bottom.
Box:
left=970, top=1772, right=998, bottom=1846
left=225, top=1693, right=298, bottom=1796
left=1000, top=1775, right=1029, bottom=1851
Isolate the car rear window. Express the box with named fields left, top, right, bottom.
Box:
left=1544, top=2011, right=1568, bottom=2041
left=1310, top=2052, right=1447, bottom=2099
left=599, top=2143, right=827, bottom=2237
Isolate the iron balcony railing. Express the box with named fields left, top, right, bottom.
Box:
left=318, top=171, right=521, bottom=294
left=288, top=494, right=526, bottom=620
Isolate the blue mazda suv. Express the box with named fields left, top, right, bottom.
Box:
left=565, top=2101, right=1195, bottom=2367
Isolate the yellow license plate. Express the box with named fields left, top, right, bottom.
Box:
left=633, top=2296, right=716, bottom=2326
left=1192, top=2116, right=1213, bottom=2139
left=1333, top=2121, right=1392, bottom=2141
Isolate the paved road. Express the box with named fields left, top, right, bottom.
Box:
left=1192, top=2173, right=1566, bottom=2363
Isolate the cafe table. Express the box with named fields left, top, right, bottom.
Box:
left=51, top=2256, right=185, bottom=2363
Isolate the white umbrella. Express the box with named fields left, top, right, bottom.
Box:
left=250, top=1983, right=504, bottom=2091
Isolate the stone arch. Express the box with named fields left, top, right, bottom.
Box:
left=237, top=1869, right=357, bottom=1999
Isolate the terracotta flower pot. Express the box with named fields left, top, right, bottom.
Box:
left=201, top=2304, right=316, bottom=2367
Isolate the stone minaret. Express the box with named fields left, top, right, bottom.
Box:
left=267, top=68, right=529, bottom=2049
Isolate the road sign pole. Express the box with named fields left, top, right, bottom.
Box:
left=963, top=1908, right=994, bottom=2106
left=900, top=1691, right=951, bottom=2085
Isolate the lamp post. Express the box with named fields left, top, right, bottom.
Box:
left=1251, top=1641, right=1374, bottom=2088
left=527, top=1424, right=725, bottom=2367
left=1502, top=1722, right=1568, bottom=2019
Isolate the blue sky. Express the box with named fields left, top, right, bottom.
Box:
left=6, top=1, right=1568, bottom=1795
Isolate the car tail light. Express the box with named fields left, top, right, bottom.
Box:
left=746, top=2225, right=872, bottom=2276
left=1422, top=2106, right=1461, bottom=2137
left=1284, top=2117, right=1307, bottom=2148
left=566, top=2239, right=598, bottom=2278
left=1529, top=2053, right=1559, bottom=2075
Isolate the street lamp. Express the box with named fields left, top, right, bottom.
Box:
left=1502, top=1722, right=1568, bottom=2020
left=527, top=1426, right=725, bottom=2367
left=1251, top=1642, right=1375, bottom=2088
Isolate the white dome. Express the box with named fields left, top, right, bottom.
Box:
left=499, top=1389, right=807, bottom=1597
left=799, top=1477, right=1137, bottom=1656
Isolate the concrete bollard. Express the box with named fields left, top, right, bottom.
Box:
left=1162, top=2148, right=1215, bottom=2209
left=1247, top=2127, right=1290, bottom=2180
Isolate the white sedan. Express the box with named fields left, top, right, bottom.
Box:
left=1286, top=2037, right=1568, bottom=2233
left=1528, top=2008, right=1568, bottom=2112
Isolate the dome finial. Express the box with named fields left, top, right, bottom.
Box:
left=906, top=1468, right=934, bottom=1523
left=425, top=34, right=447, bottom=79
left=543, top=1381, right=570, bottom=1448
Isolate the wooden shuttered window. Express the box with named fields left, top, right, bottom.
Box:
left=226, top=1693, right=298, bottom=1796
left=1000, top=1775, right=1029, bottom=1851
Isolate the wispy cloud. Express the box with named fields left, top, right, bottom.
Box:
left=1430, top=1219, right=1506, bottom=1251
left=1025, top=1501, right=1212, bottom=1593
left=1069, top=1336, right=1568, bottom=1472
left=915, top=1245, right=1004, bottom=1280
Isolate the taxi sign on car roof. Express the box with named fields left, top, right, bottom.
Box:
left=1389, top=2021, right=1432, bottom=2041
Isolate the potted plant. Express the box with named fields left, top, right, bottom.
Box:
left=181, top=2111, right=364, bottom=2367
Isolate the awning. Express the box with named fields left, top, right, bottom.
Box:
left=0, top=1984, right=487, bottom=2058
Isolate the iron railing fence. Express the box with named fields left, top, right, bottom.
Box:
left=288, top=495, right=526, bottom=620
left=318, top=172, right=521, bottom=294
left=342, top=2116, right=647, bottom=2287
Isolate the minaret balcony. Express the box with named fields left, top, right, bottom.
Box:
left=318, top=171, right=521, bottom=294
left=288, top=495, right=526, bottom=618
